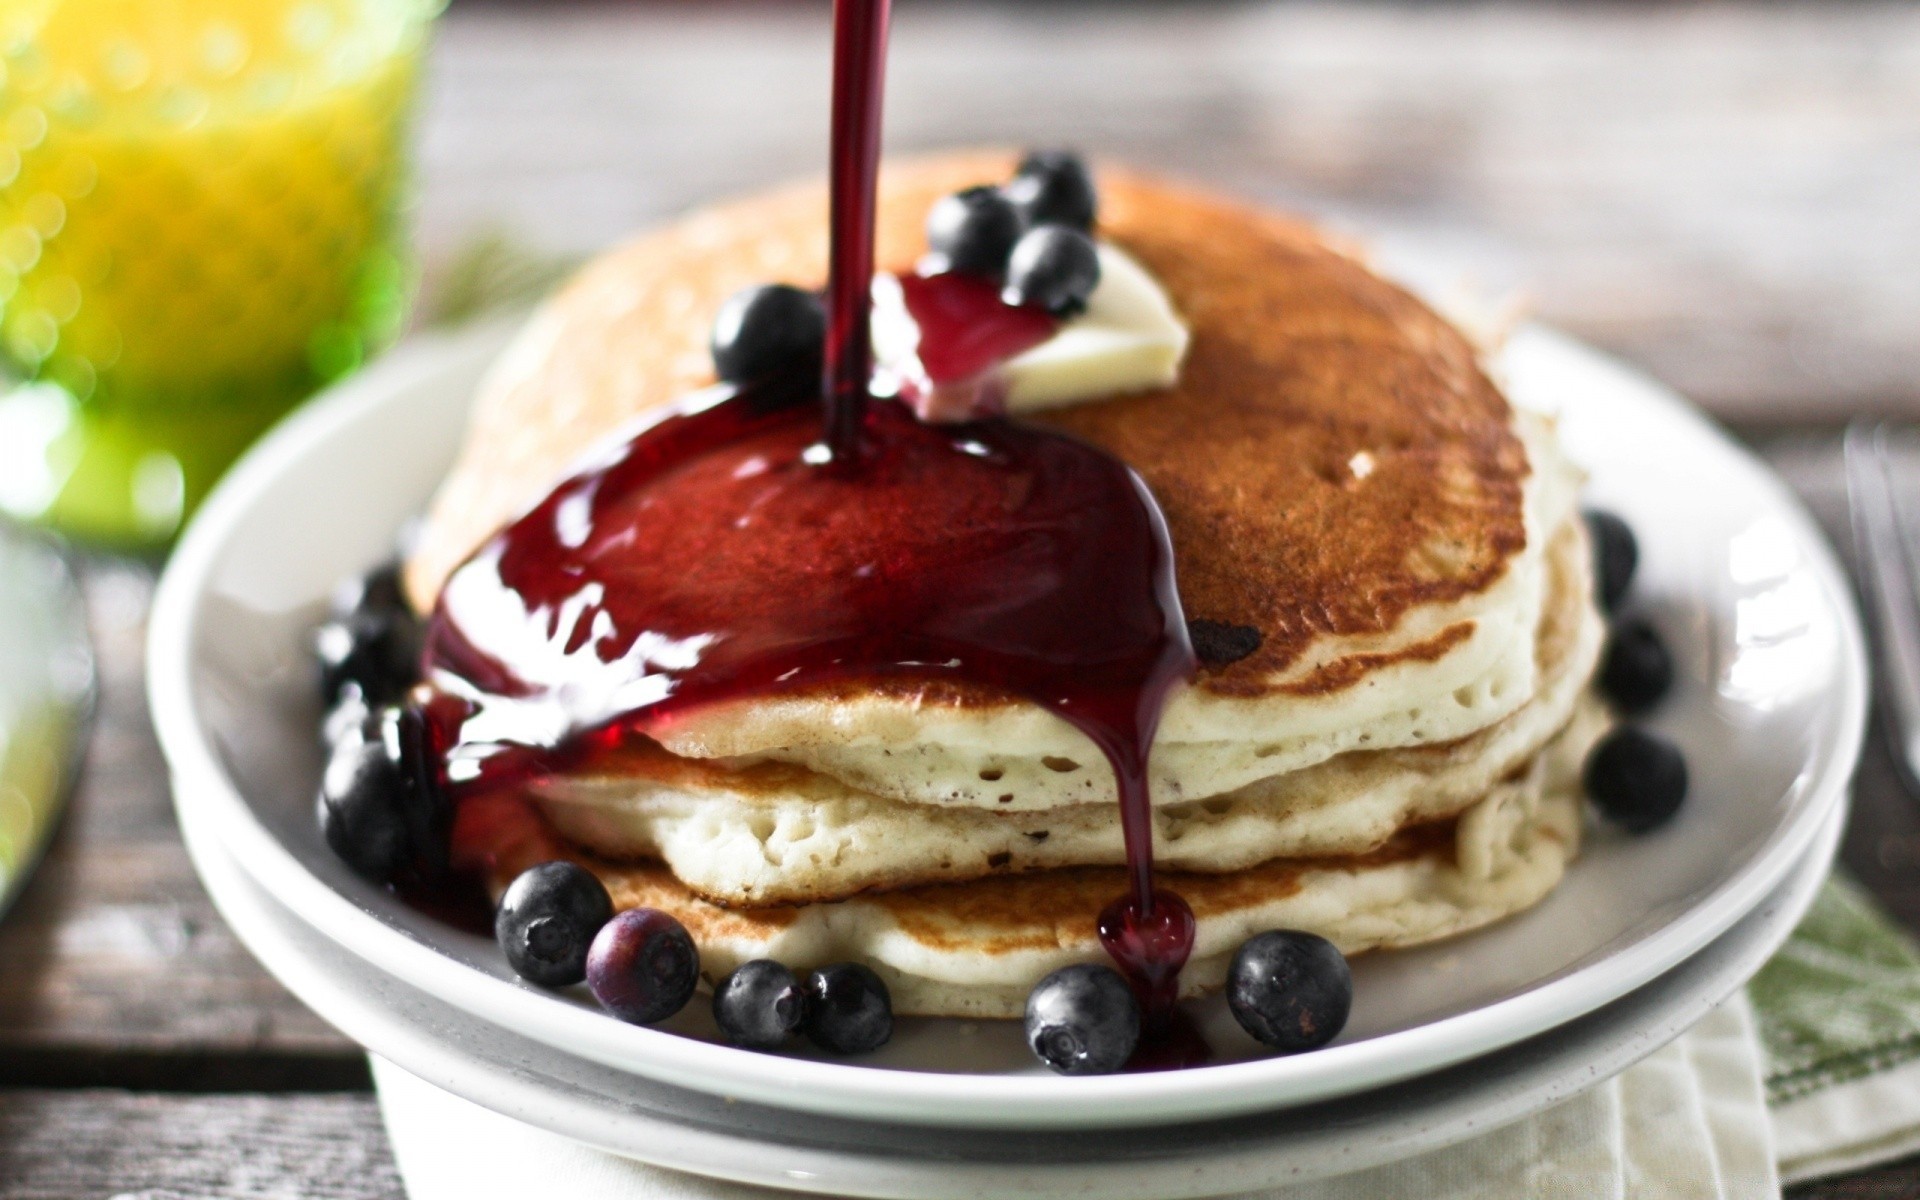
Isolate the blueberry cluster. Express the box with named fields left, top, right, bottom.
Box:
left=495, top=859, right=893, bottom=1052
left=313, top=563, right=446, bottom=882
left=927, top=151, right=1103, bottom=316
left=1582, top=510, right=1688, bottom=833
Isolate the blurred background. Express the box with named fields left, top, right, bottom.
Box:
left=409, top=1, right=1919, bottom=428
left=0, top=0, right=1915, bottom=1194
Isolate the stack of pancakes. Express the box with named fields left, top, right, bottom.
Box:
left=407, top=153, right=1609, bottom=1019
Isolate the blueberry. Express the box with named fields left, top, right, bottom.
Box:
left=1003, top=226, right=1102, bottom=317
left=710, top=284, right=826, bottom=384
left=587, top=908, right=699, bottom=1023
left=316, top=562, right=422, bottom=705
left=330, top=561, right=409, bottom=623
left=1226, top=930, right=1352, bottom=1053
left=1023, top=963, right=1140, bottom=1075
left=1599, top=617, right=1674, bottom=714
left=321, top=682, right=374, bottom=748
left=496, top=862, right=614, bottom=987
left=1006, top=150, right=1097, bottom=231
left=1584, top=726, right=1687, bottom=834
left=316, top=718, right=412, bottom=882
left=1584, top=509, right=1638, bottom=613
left=803, top=962, right=892, bottom=1054
left=315, top=611, right=420, bottom=707
left=925, top=186, right=1023, bottom=277
left=712, top=959, right=807, bottom=1049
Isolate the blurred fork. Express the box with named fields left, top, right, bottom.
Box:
left=1845, top=421, right=1920, bottom=792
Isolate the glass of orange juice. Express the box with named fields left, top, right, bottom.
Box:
left=0, top=0, right=441, bottom=548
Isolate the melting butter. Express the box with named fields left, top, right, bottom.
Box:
left=1001, top=244, right=1189, bottom=413
left=870, top=243, right=1189, bottom=419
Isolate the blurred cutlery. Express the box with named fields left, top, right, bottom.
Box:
left=1845, top=421, right=1920, bottom=793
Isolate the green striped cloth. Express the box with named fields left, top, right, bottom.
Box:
left=1754, top=876, right=1920, bottom=1182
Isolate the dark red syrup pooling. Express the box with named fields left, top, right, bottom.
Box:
left=898, top=272, right=1058, bottom=387
left=417, top=0, right=1202, bottom=1041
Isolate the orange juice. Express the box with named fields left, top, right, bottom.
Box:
left=0, top=0, right=440, bottom=546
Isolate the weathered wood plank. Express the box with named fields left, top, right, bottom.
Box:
left=1793, top=1152, right=1920, bottom=1200
left=412, top=3, right=1920, bottom=424
left=0, top=1090, right=401, bottom=1200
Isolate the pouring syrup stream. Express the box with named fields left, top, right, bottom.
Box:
left=821, top=0, right=891, bottom=464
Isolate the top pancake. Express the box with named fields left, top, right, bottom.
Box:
left=406, top=152, right=1529, bottom=706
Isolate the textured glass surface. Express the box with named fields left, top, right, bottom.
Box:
left=0, top=0, right=440, bottom=546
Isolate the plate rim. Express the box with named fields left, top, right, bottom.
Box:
left=148, top=319, right=1869, bottom=1129
left=177, top=773, right=1843, bottom=1199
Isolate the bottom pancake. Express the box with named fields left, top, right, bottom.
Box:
left=470, top=697, right=1606, bottom=1019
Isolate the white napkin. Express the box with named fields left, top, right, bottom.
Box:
left=1772, top=1056, right=1920, bottom=1183
left=374, top=994, right=1780, bottom=1200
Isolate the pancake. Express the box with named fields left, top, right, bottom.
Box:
left=470, top=699, right=1602, bottom=1019
left=531, top=511, right=1601, bottom=907
left=405, top=153, right=1550, bottom=819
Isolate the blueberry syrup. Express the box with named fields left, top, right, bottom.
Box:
left=413, top=0, right=1203, bottom=1043
left=390, top=867, right=496, bottom=939
left=1124, top=1008, right=1213, bottom=1072
left=897, top=271, right=1058, bottom=388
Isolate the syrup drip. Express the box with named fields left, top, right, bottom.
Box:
left=417, top=0, right=1202, bottom=1038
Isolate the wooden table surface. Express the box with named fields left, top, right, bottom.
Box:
left=3, top=2, right=1918, bottom=1195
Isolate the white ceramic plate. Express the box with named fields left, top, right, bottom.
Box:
left=149, top=318, right=1867, bottom=1129
left=179, top=779, right=1841, bottom=1199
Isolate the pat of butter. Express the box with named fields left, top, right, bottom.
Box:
left=870, top=243, right=1189, bottom=418
left=1002, top=244, right=1189, bottom=413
